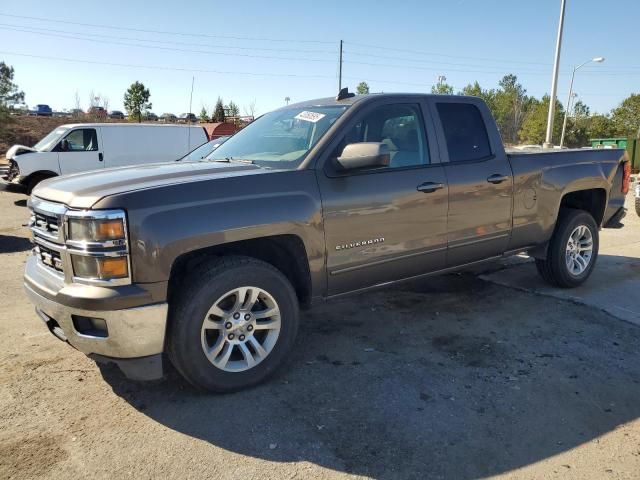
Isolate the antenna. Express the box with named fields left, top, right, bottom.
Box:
left=338, top=40, right=343, bottom=91
left=187, top=76, right=194, bottom=148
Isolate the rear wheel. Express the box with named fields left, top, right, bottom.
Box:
left=535, top=208, right=599, bottom=288
left=168, top=256, right=299, bottom=392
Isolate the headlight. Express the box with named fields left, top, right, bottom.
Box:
left=72, top=255, right=129, bottom=280
left=68, top=217, right=125, bottom=242
left=64, top=209, right=130, bottom=284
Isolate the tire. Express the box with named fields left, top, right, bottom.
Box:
left=535, top=208, right=599, bottom=288
left=167, top=256, right=299, bottom=392
left=635, top=196, right=640, bottom=218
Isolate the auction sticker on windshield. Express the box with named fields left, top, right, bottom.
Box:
left=295, top=111, right=326, bottom=123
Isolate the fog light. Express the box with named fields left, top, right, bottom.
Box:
left=72, top=315, right=108, bottom=338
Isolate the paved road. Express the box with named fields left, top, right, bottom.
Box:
left=1, top=186, right=639, bottom=480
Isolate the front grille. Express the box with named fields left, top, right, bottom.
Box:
left=35, top=244, right=63, bottom=273
left=33, top=212, right=60, bottom=237
left=5, top=160, right=20, bottom=181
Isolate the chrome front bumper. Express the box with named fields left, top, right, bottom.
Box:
left=24, top=282, right=168, bottom=359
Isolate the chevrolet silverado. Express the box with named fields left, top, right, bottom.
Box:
left=23, top=91, right=630, bottom=391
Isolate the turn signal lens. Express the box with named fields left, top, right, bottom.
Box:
left=97, top=220, right=125, bottom=240
left=100, top=257, right=128, bottom=278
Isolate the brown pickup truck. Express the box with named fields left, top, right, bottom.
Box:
left=24, top=91, right=630, bottom=391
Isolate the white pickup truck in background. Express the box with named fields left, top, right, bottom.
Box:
left=4, top=123, right=208, bottom=193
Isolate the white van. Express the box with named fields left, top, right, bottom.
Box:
left=4, top=123, right=208, bottom=193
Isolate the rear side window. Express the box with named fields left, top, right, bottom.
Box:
left=437, top=103, right=491, bottom=162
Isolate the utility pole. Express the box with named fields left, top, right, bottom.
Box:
left=543, top=0, right=567, bottom=149
left=338, top=40, right=343, bottom=91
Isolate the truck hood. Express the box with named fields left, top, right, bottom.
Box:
left=6, top=144, right=37, bottom=159
left=33, top=161, right=264, bottom=209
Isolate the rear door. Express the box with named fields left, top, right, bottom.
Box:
left=317, top=98, right=449, bottom=296
left=57, top=127, right=104, bottom=175
left=429, top=98, right=513, bottom=266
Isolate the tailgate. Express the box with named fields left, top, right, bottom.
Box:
left=602, top=152, right=630, bottom=228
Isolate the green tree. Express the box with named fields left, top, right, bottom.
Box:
left=123, top=81, right=151, bottom=123
left=0, top=61, right=25, bottom=129
left=611, top=93, right=640, bottom=137
left=460, top=81, right=497, bottom=112
left=199, top=106, right=209, bottom=122
left=226, top=100, right=240, bottom=117
left=212, top=97, right=225, bottom=122
left=493, top=74, right=531, bottom=144
left=431, top=81, right=454, bottom=95
left=519, top=95, right=564, bottom=145
left=587, top=114, right=615, bottom=139
left=0, top=61, right=24, bottom=108
left=562, top=100, right=592, bottom=148
left=356, top=81, right=370, bottom=95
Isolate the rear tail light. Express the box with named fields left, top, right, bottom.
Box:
left=622, top=160, right=631, bottom=194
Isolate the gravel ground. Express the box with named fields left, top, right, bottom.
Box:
left=1, top=187, right=639, bottom=480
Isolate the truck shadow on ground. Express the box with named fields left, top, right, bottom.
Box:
left=100, top=274, right=640, bottom=479
left=0, top=235, right=32, bottom=254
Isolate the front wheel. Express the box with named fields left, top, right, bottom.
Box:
left=535, top=208, right=599, bottom=288
left=168, top=256, right=299, bottom=392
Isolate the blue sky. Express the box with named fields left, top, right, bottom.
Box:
left=1, top=0, right=638, bottom=116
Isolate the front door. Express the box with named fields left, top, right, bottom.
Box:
left=318, top=100, right=449, bottom=296
left=57, top=128, right=103, bottom=175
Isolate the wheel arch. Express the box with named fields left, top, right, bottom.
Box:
left=558, top=187, right=607, bottom=226
left=168, top=234, right=313, bottom=308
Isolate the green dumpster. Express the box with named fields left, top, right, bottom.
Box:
left=590, top=137, right=628, bottom=149
left=590, top=137, right=640, bottom=172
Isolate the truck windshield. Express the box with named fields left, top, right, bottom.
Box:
left=33, top=127, right=70, bottom=151
left=206, top=106, right=348, bottom=169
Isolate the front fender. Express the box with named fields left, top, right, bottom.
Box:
left=97, top=170, right=325, bottom=289
left=13, top=151, right=60, bottom=180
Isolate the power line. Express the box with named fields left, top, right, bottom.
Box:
left=344, top=50, right=550, bottom=71
left=0, top=26, right=337, bottom=63
left=0, top=50, right=337, bottom=79
left=345, top=41, right=552, bottom=66
left=0, top=12, right=335, bottom=44
left=0, top=22, right=336, bottom=55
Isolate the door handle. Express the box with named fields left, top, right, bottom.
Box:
left=487, top=174, right=508, bottom=184
left=98, top=152, right=103, bottom=162
left=417, top=182, right=444, bottom=193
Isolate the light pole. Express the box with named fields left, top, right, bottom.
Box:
left=559, top=57, right=605, bottom=148
left=543, top=0, right=567, bottom=149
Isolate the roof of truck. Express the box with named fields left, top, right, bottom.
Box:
left=284, top=92, right=478, bottom=110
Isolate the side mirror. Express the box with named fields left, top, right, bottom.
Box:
left=336, top=142, right=390, bottom=170
left=58, top=139, right=69, bottom=152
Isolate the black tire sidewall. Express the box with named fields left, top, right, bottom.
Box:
left=169, top=258, right=299, bottom=392
left=550, top=210, right=599, bottom=287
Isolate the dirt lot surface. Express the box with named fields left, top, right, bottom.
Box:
left=1, top=187, right=639, bottom=480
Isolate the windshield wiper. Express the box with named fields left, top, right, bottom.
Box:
left=212, top=157, right=255, bottom=165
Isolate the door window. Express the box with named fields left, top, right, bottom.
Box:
left=336, top=103, right=429, bottom=169
left=436, top=103, right=491, bottom=162
left=60, top=129, right=98, bottom=152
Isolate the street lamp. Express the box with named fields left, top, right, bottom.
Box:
left=559, top=57, right=605, bottom=148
